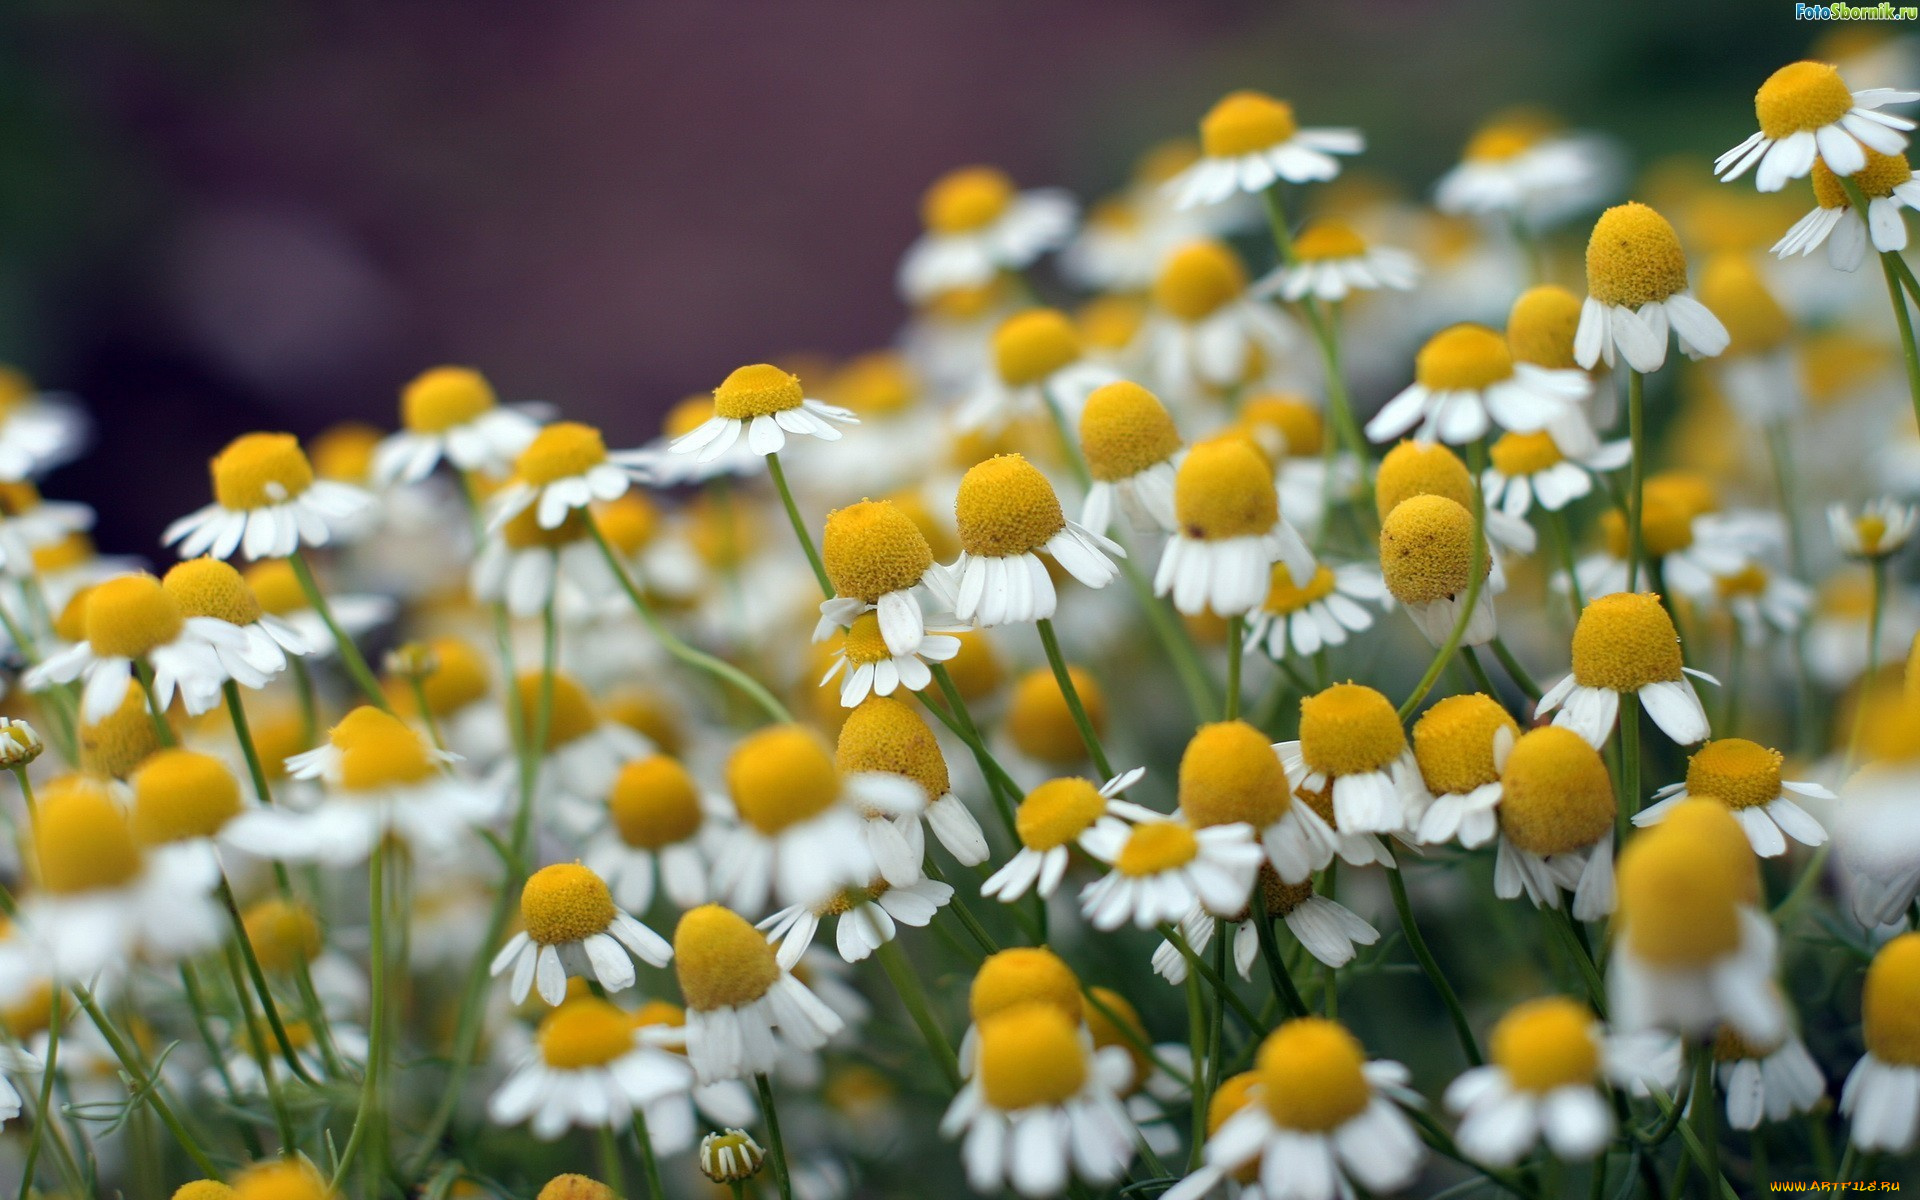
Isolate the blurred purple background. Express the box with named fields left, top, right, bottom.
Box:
left=0, top=0, right=1790, bottom=552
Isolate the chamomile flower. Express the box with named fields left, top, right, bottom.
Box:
left=673, top=903, right=845, bottom=1083
left=1571, top=485, right=1780, bottom=604
left=1168, top=90, right=1364, bottom=209
left=1444, top=998, right=1620, bottom=1166
left=164, top=432, right=374, bottom=561
left=709, top=724, right=923, bottom=915
left=490, top=862, right=672, bottom=1006
left=1574, top=203, right=1730, bottom=373
left=0, top=367, right=86, bottom=483
left=897, top=166, right=1077, bottom=303
left=671, top=364, right=858, bottom=465
left=1255, top=220, right=1418, bottom=303
left=836, top=695, right=989, bottom=873
left=956, top=309, right=1117, bottom=434
left=1178, top=720, right=1341, bottom=884
left=243, top=559, right=396, bottom=658
left=1714, top=1024, right=1826, bottom=1131
left=1480, top=428, right=1630, bottom=518
left=1143, top=241, right=1301, bottom=404
left=1164, top=1018, right=1421, bottom=1200
left=584, top=754, right=723, bottom=912
left=1078, top=810, right=1262, bottom=931
left=1537, top=592, right=1714, bottom=748
left=1278, top=683, right=1424, bottom=836
left=489, top=996, right=692, bottom=1139
left=980, top=768, right=1151, bottom=903
left=1773, top=150, right=1920, bottom=269
left=1841, top=931, right=1920, bottom=1152
left=162, top=556, right=311, bottom=692
left=1378, top=494, right=1498, bottom=648
left=1608, top=801, right=1786, bottom=1045
left=1375, top=438, right=1537, bottom=563
left=1833, top=693, right=1920, bottom=926
left=25, top=572, right=239, bottom=723
left=471, top=506, right=617, bottom=618
left=128, top=747, right=248, bottom=850
left=700, top=1128, right=767, bottom=1184
left=1434, top=111, right=1618, bottom=226
left=1490, top=727, right=1618, bottom=921
left=491, top=670, right=653, bottom=835
left=815, top=498, right=945, bottom=656
left=372, top=365, right=542, bottom=485
left=1002, top=663, right=1109, bottom=771
left=1158, top=439, right=1314, bottom=616
left=939, top=1002, right=1136, bottom=1198
left=1153, top=870, right=1379, bottom=983
left=1077, top=381, right=1182, bottom=536
left=939, top=454, right=1123, bottom=628
left=760, top=876, right=954, bottom=967
left=487, top=420, right=648, bottom=532
left=1411, top=693, right=1519, bottom=850
left=1367, top=322, right=1595, bottom=447
left=1245, top=560, right=1387, bottom=660
left=1635, top=738, right=1830, bottom=858
left=1715, top=60, right=1918, bottom=191
left=1830, top=497, right=1918, bottom=558
left=820, top=611, right=965, bottom=708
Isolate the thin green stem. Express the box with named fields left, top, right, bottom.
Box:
left=288, top=551, right=390, bottom=710
left=1487, top=636, right=1541, bottom=702
left=1183, top=964, right=1208, bottom=1171
left=332, top=839, right=388, bottom=1190
left=72, top=984, right=219, bottom=1177
left=178, top=962, right=262, bottom=1159
left=632, top=1110, right=666, bottom=1200
left=1385, top=866, right=1482, bottom=1065
left=17, top=986, right=60, bottom=1200
left=1225, top=617, right=1244, bottom=720
left=1461, top=645, right=1498, bottom=696
left=1687, top=1043, right=1728, bottom=1200
left=1618, top=693, right=1642, bottom=848
left=216, top=876, right=319, bottom=1085
left=1844, top=175, right=1920, bottom=434
left=223, top=936, right=297, bottom=1153
left=1035, top=618, right=1114, bottom=777
left=872, top=934, right=961, bottom=1089
left=1545, top=505, right=1585, bottom=621
left=132, top=660, right=177, bottom=747
left=766, top=451, right=831, bottom=597
left=1253, top=901, right=1310, bottom=1018
left=597, top=1123, right=627, bottom=1199
left=755, top=1073, right=794, bottom=1200
left=1117, top=549, right=1216, bottom=720
left=1548, top=907, right=1607, bottom=1017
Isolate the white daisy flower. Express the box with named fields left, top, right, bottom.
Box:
left=486, top=669, right=653, bottom=836
left=584, top=754, right=726, bottom=914
left=627, top=1004, right=759, bottom=1156
left=672, top=904, right=846, bottom=1084
left=1151, top=876, right=1378, bottom=985
left=1445, top=998, right=1639, bottom=1167
left=813, top=498, right=952, bottom=658
left=1177, top=720, right=1349, bottom=885
left=1167, top=90, right=1363, bottom=210
left=1409, top=694, right=1518, bottom=851
left=1155, top=438, right=1316, bottom=619
left=670, top=364, right=858, bottom=465
left=1536, top=592, right=1715, bottom=749
left=935, top=454, right=1123, bottom=629
left=0, top=368, right=86, bottom=483
left=1435, top=114, right=1618, bottom=227
left=1078, top=811, right=1262, bottom=932
left=1571, top=502, right=1782, bottom=607
left=164, top=432, right=373, bottom=561
left=1489, top=727, right=1619, bottom=922
left=241, top=557, right=396, bottom=659
left=1774, top=151, right=1920, bottom=269
left=1575, top=203, right=1730, bottom=375
left=372, top=365, right=543, bottom=485
left=23, top=572, right=241, bottom=723
left=1833, top=697, right=1920, bottom=927
left=1635, top=738, right=1830, bottom=858
left=981, top=768, right=1150, bottom=904
left=490, top=863, right=672, bottom=1006
left=1278, top=683, right=1425, bottom=838
left=1481, top=428, right=1630, bottom=518
left=1377, top=491, right=1504, bottom=649
left=1714, top=1026, right=1826, bottom=1131
left=836, top=694, right=990, bottom=877
left=0, top=482, right=94, bottom=579
left=470, top=504, right=619, bottom=618
left=1254, top=220, right=1418, bottom=304
left=489, top=995, right=694, bottom=1139
left=1246, top=560, right=1387, bottom=661
left=1840, top=932, right=1920, bottom=1152
left=1367, top=322, right=1594, bottom=448
left=897, top=166, right=1076, bottom=303
left=1715, top=61, right=1918, bottom=191
left=485, top=419, right=649, bottom=535
left=161, top=557, right=311, bottom=694
left=1077, top=381, right=1183, bottom=538
left=1142, top=240, right=1302, bottom=406
left=955, top=309, right=1118, bottom=435
left=759, top=876, right=953, bottom=967
left=1831, top=497, right=1918, bottom=558
left=820, top=611, right=964, bottom=708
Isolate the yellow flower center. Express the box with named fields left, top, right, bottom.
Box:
left=632, top=999, right=686, bottom=1030
left=832, top=352, right=915, bottom=416
left=35, top=780, right=142, bottom=894
left=521, top=863, right=617, bottom=945
left=955, top=454, right=1066, bottom=558
left=1261, top=867, right=1315, bottom=917
left=212, top=433, right=315, bottom=511
left=1260, top=563, right=1337, bottom=616
left=1174, top=438, right=1278, bottom=541
left=172, top=1181, right=238, bottom=1200
left=594, top=494, right=659, bottom=555
left=1292, top=222, right=1368, bottom=262
left=837, top=695, right=950, bottom=801
left=513, top=671, right=599, bottom=750
left=1200, top=90, right=1297, bottom=158
left=1498, top=726, right=1615, bottom=856
left=1586, top=202, right=1690, bottom=309
left=1617, top=821, right=1744, bottom=966
left=1857, top=513, right=1892, bottom=555
left=1811, top=147, right=1914, bottom=209
left=1697, top=254, right=1791, bottom=355
left=838, top=613, right=894, bottom=667
left=1463, top=125, right=1539, bottom=163
left=1079, top=295, right=1145, bottom=352
left=500, top=505, right=587, bottom=552
left=1413, top=693, right=1519, bottom=796
left=1571, top=592, right=1685, bottom=691
left=515, top=422, right=607, bottom=486
left=1079, top=382, right=1181, bottom=482
left=1375, top=440, right=1473, bottom=520
left=1416, top=324, right=1514, bottom=391
left=1085, top=985, right=1151, bottom=1089
left=993, top=309, right=1082, bottom=387
left=1685, top=738, right=1783, bottom=810
left=1154, top=241, right=1246, bottom=322
left=538, top=997, right=636, bottom=1069
left=1861, top=693, right=1920, bottom=764
left=1238, top=394, right=1324, bottom=461
left=1257, top=1017, right=1371, bottom=1133
left=328, top=705, right=409, bottom=750
left=1490, top=431, right=1564, bottom=477
left=675, top=904, right=780, bottom=1011
left=1864, top=932, right=1920, bottom=1065
left=411, top=637, right=490, bottom=715
left=727, top=725, right=840, bottom=834
left=80, top=683, right=165, bottom=778
left=1712, top=1023, right=1784, bottom=1063
left=821, top=499, right=934, bottom=601
left=1601, top=498, right=1695, bottom=562
left=608, top=755, right=704, bottom=850
left=243, top=898, right=323, bottom=972
left=970, top=946, right=1082, bottom=1023
left=35, top=531, right=94, bottom=577
left=1379, top=494, right=1481, bottom=606
left=1179, top=719, right=1290, bottom=829
left=922, top=166, right=1015, bottom=235
left=163, top=557, right=263, bottom=627
left=1755, top=60, right=1856, bottom=139
left=402, top=365, right=496, bottom=433
left=131, top=749, right=242, bottom=844
left=85, top=573, right=184, bottom=659
left=336, top=725, right=437, bottom=791
left=1015, top=778, right=1106, bottom=850
left=713, top=364, right=806, bottom=420
left=977, top=1003, right=1089, bottom=1110
left=231, top=1160, right=333, bottom=1200
left=1507, top=284, right=1584, bottom=369
left=1491, top=997, right=1599, bottom=1092
left=1008, top=665, right=1106, bottom=765
left=1113, top=820, right=1200, bottom=876
left=1299, top=683, right=1405, bottom=778
left=242, top=560, right=308, bottom=617
left=311, top=422, right=380, bottom=482
left=537, top=1174, right=617, bottom=1200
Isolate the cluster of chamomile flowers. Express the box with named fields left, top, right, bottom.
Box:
left=5, top=35, right=1920, bottom=1200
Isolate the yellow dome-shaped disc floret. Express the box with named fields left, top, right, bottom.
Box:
left=326, top=704, right=410, bottom=751
left=521, top=863, right=616, bottom=946
left=1860, top=692, right=1920, bottom=764
left=512, top=670, right=599, bottom=751
left=241, top=560, right=308, bottom=617
left=1658, top=799, right=1762, bottom=905
left=1811, top=147, right=1915, bottom=210
left=1600, top=497, right=1695, bottom=562
left=593, top=494, right=659, bottom=555
left=1292, top=222, right=1369, bottom=262
left=1413, top=693, right=1519, bottom=796
left=1463, top=109, right=1557, bottom=161
left=1114, top=821, right=1201, bottom=876
left=1697, top=254, right=1791, bottom=356
left=336, top=725, right=438, bottom=791
left=515, top=422, right=607, bottom=487
left=1684, top=738, right=1784, bottom=810
left=80, top=683, right=166, bottom=778
left=34, top=778, right=142, bottom=894
left=821, top=499, right=934, bottom=602
left=831, top=352, right=915, bottom=417
left=311, top=422, right=380, bottom=482
left=1299, top=683, right=1405, bottom=778
left=727, top=725, right=840, bottom=835
left=402, top=365, right=496, bottom=433
left=971, top=946, right=1082, bottom=1023
left=1616, top=821, right=1744, bottom=967
left=1755, top=61, right=1857, bottom=139
left=537, top=996, right=636, bottom=1069
left=163, top=557, right=264, bottom=627
left=1238, top=394, right=1324, bottom=460
left=1180, top=719, right=1290, bottom=829
left=608, top=755, right=704, bottom=850
left=1079, top=382, right=1181, bottom=483
left=85, top=574, right=184, bottom=659
left=1174, top=438, right=1278, bottom=541
left=1007, top=665, right=1106, bottom=765
left=212, top=433, right=316, bottom=511
left=172, top=1181, right=238, bottom=1200
left=1507, top=284, right=1585, bottom=369
left=1586, top=203, right=1690, bottom=310
left=923, top=166, right=1015, bottom=235
left=1200, top=90, right=1297, bottom=158
left=1416, top=324, right=1514, bottom=391
left=537, top=1176, right=617, bottom=1200
left=1375, top=441, right=1473, bottom=519
left=1489, top=431, right=1564, bottom=477
left=1260, top=563, right=1338, bottom=615
left=1256, top=1017, right=1371, bottom=1132
left=836, top=695, right=949, bottom=801
left=955, top=454, right=1067, bottom=559
left=1379, top=494, right=1481, bottom=606
left=1155, top=241, right=1246, bottom=322
left=406, top=637, right=490, bottom=716
left=1863, top=932, right=1920, bottom=1066
left=231, top=1159, right=335, bottom=1200
left=1084, top=985, right=1152, bottom=1089
left=1079, top=294, right=1146, bottom=353
left=992, top=309, right=1082, bottom=388
left=1570, top=592, right=1685, bottom=691
left=1015, top=778, right=1106, bottom=850
left=1497, top=727, right=1614, bottom=856
left=1491, top=997, right=1599, bottom=1092
left=714, top=364, right=806, bottom=420
left=978, top=1002, right=1089, bottom=1110
left=243, top=898, right=323, bottom=972
left=130, top=749, right=242, bottom=844
left=675, top=904, right=780, bottom=1012
left=836, top=613, right=894, bottom=667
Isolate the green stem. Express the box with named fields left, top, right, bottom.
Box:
left=597, top=1123, right=627, bottom=1199
left=1545, top=505, right=1585, bottom=620
left=1618, top=693, right=1642, bottom=848
left=1183, top=964, right=1208, bottom=1170
left=1034, top=618, right=1114, bottom=777
left=1548, top=907, right=1607, bottom=1017
left=766, top=451, right=831, bottom=597
left=1397, top=440, right=1491, bottom=721
left=217, top=876, right=319, bottom=1086
left=17, top=986, right=60, bottom=1200
left=288, top=550, right=390, bottom=710
left=1625, top=370, right=1647, bottom=593
left=1461, top=645, right=1498, bottom=697
left=132, top=660, right=177, bottom=747
left=72, top=984, right=219, bottom=1177
left=1686, top=1043, right=1728, bottom=1200
left=1385, top=866, right=1482, bottom=1065
left=1843, top=174, right=1920, bottom=435
left=632, top=1110, right=666, bottom=1200
left=873, top=934, right=961, bottom=1089
left=333, top=840, right=388, bottom=1190
left=1487, top=636, right=1541, bottom=702
left=1253, top=902, right=1310, bottom=1018
left=1116, top=549, right=1217, bottom=720
left=1225, top=617, right=1244, bottom=720
left=178, top=962, right=262, bottom=1159
left=223, top=936, right=297, bottom=1153
left=1260, top=186, right=1369, bottom=475
left=755, top=1074, right=794, bottom=1200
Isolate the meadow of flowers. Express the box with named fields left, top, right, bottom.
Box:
left=2, top=31, right=1920, bottom=1200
